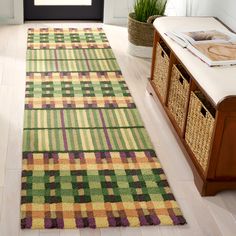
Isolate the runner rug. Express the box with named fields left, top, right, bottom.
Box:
left=21, top=28, right=186, bottom=229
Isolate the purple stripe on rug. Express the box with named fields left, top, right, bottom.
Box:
left=60, top=110, right=68, bottom=151
left=83, top=48, right=91, bottom=71
left=54, top=50, right=59, bottom=71
left=98, top=109, right=112, bottom=150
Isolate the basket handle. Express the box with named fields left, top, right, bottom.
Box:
left=147, top=15, right=160, bottom=24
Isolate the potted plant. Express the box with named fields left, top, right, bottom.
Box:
left=128, top=0, right=167, bottom=58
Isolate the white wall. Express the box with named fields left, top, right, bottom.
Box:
left=169, top=0, right=187, bottom=16
left=104, top=0, right=187, bottom=25
left=0, top=0, right=14, bottom=18
left=185, top=0, right=209, bottom=16
left=208, top=0, right=236, bottom=32
left=104, top=0, right=135, bottom=25
left=188, top=0, right=236, bottom=31
left=0, top=0, right=23, bottom=24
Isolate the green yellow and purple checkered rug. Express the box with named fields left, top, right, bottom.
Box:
left=21, top=28, right=186, bottom=229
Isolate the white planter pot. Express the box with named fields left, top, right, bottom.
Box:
left=128, top=41, right=153, bottom=58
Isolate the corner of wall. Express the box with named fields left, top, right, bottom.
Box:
left=0, top=0, right=23, bottom=25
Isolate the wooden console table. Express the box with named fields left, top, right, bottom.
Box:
left=148, top=17, right=236, bottom=196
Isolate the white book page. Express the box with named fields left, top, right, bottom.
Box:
left=178, top=30, right=236, bottom=45
left=187, top=43, right=236, bottom=66
left=165, top=32, right=188, bottom=48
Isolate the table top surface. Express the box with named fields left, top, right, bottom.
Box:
left=154, top=16, right=236, bottom=106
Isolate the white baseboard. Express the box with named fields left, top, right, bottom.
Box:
left=127, top=42, right=153, bottom=58
left=0, top=17, right=23, bottom=25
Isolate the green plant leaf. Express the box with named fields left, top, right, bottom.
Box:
left=133, top=0, right=167, bottom=22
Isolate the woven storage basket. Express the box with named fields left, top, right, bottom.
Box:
left=128, top=13, right=156, bottom=47
left=168, top=64, right=190, bottom=132
left=152, top=42, right=170, bottom=101
left=185, top=91, right=216, bottom=172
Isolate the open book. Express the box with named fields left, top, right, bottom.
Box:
left=165, top=30, right=236, bottom=66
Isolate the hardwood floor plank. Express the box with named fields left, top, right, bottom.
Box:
left=60, top=229, right=81, bottom=236
left=141, top=226, right=170, bottom=236
left=120, top=227, right=142, bottom=236
left=219, top=191, right=236, bottom=221
left=175, top=182, right=222, bottom=236
left=20, top=230, right=40, bottom=236
left=204, top=195, right=236, bottom=236
left=0, top=170, right=21, bottom=236
left=6, top=86, right=25, bottom=170
left=0, top=86, right=12, bottom=186
left=39, top=230, right=60, bottom=236
left=80, top=229, right=101, bottom=236
left=0, top=187, right=3, bottom=223
left=100, top=228, right=121, bottom=236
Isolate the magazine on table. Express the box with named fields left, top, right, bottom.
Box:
left=165, top=30, right=236, bottom=67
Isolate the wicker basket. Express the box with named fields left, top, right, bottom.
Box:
left=152, top=42, right=170, bottom=101
left=185, top=91, right=216, bottom=172
left=128, top=13, right=156, bottom=47
left=168, top=64, right=190, bottom=132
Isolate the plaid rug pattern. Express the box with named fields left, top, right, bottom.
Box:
left=21, top=28, right=186, bottom=229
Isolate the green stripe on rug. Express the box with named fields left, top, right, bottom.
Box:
left=24, top=108, right=143, bottom=129
left=26, top=59, right=120, bottom=72
left=27, top=49, right=115, bottom=60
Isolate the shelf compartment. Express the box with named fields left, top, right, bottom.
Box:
left=167, top=64, right=190, bottom=133
left=152, top=41, right=170, bottom=102
left=185, top=91, right=216, bottom=172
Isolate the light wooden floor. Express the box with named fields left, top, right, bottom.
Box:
left=0, top=22, right=236, bottom=236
